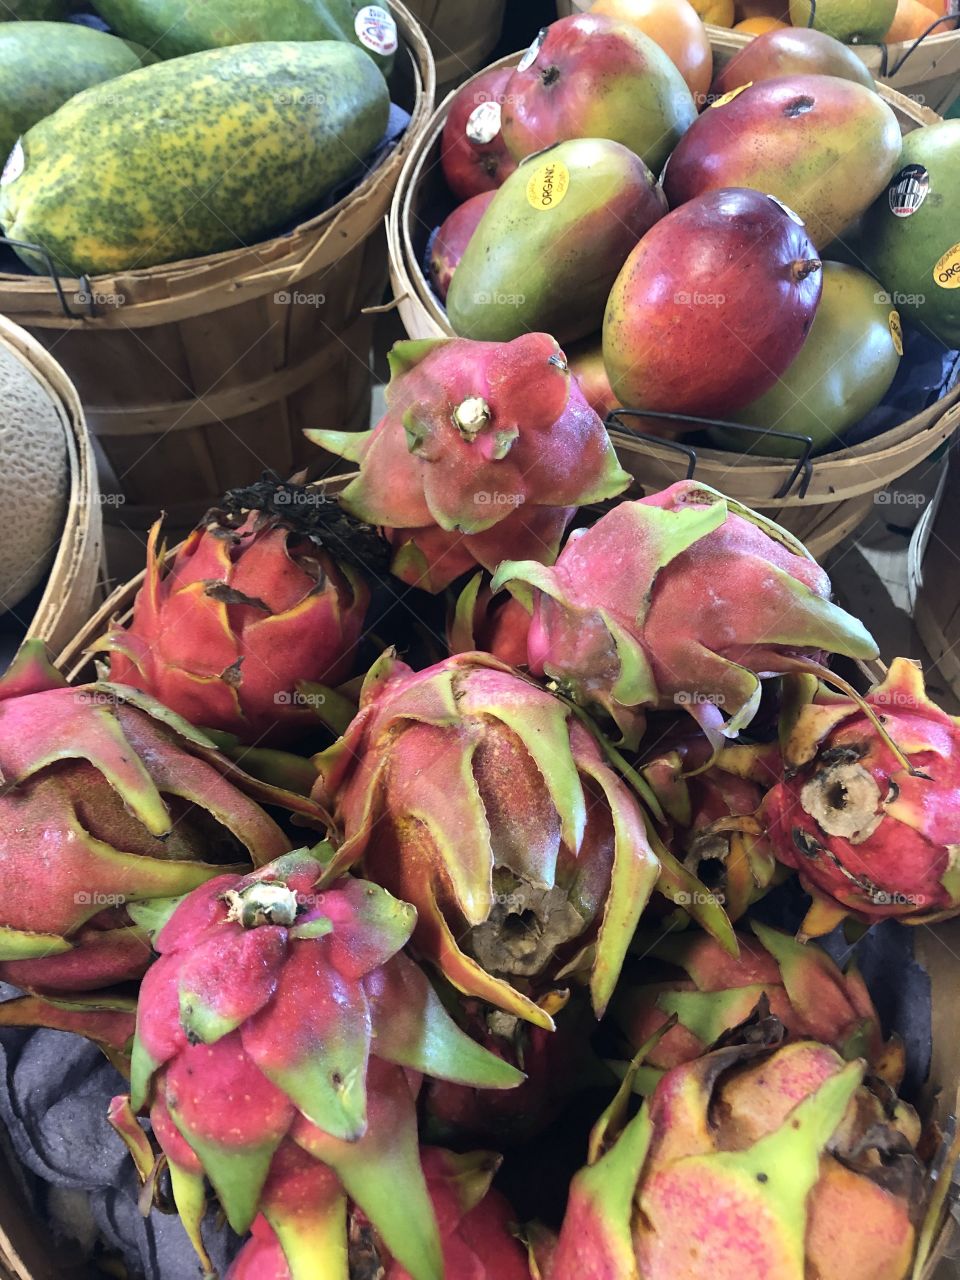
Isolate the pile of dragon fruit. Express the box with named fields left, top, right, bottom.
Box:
left=1, top=331, right=958, bottom=1280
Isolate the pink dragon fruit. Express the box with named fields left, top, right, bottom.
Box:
left=109, top=850, right=521, bottom=1279
left=226, top=1147, right=531, bottom=1280
left=447, top=572, right=531, bottom=666
left=93, top=480, right=371, bottom=745
left=762, top=657, right=960, bottom=936
left=492, top=481, right=878, bottom=748
left=309, top=335, right=631, bottom=593
left=549, top=1024, right=929, bottom=1280
left=613, top=922, right=902, bottom=1085
left=0, top=642, right=305, bottom=995
left=640, top=734, right=782, bottom=921
left=313, top=650, right=735, bottom=1030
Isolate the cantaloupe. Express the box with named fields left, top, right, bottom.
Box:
left=0, top=344, right=68, bottom=613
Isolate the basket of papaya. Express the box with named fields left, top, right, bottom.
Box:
left=556, top=0, right=960, bottom=116
left=0, top=0, right=434, bottom=546
left=387, top=6, right=960, bottom=558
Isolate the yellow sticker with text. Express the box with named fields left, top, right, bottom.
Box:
left=889, top=310, right=903, bottom=356
left=934, top=243, right=960, bottom=290
left=710, top=81, right=752, bottom=109
left=526, top=159, right=570, bottom=211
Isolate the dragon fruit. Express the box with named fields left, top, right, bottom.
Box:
left=226, top=1147, right=531, bottom=1280
left=0, top=642, right=300, bottom=995
left=641, top=735, right=782, bottom=921
left=447, top=572, right=531, bottom=666
left=110, top=850, right=521, bottom=1279
left=93, top=480, right=372, bottom=745
left=492, top=481, right=878, bottom=749
left=549, top=1022, right=927, bottom=1280
left=422, top=993, right=605, bottom=1148
left=308, top=335, right=631, bottom=593
left=613, top=922, right=902, bottom=1085
left=762, top=658, right=960, bottom=936
left=313, top=650, right=735, bottom=1030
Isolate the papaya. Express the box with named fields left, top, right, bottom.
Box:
left=710, top=263, right=902, bottom=457
left=0, top=41, right=390, bottom=277
left=445, top=138, right=668, bottom=345
left=0, top=22, right=153, bottom=168
left=861, top=120, right=960, bottom=351
left=91, top=0, right=397, bottom=72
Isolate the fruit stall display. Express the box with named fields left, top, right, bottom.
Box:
left=1, top=331, right=959, bottom=1277
left=0, top=314, right=100, bottom=660
left=387, top=13, right=960, bottom=556
left=0, top=1, right=434, bottom=539
left=558, top=0, right=960, bottom=114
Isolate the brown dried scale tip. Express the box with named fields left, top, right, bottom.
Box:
left=215, top=471, right=392, bottom=578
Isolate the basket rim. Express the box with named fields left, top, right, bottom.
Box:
left=0, top=314, right=103, bottom=653
left=0, top=0, right=436, bottom=319
left=387, top=46, right=959, bottom=500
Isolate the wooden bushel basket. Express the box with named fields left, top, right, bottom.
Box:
left=909, top=440, right=960, bottom=701
left=554, top=0, right=960, bottom=115
left=386, top=49, right=960, bottom=560
left=0, top=1, right=435, bottom=539
left=0, top=315, right=102, bottom=656
left=402, top=0, right=506, bottom=94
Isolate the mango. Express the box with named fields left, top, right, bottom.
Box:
left=710, top=27, right=876, bottom=98
left=663, top=74, right=902, bottom=249
left=710, top=263, right=902, bottom=457
left=789, top=0, right=898, bottom=42
left=603, top=187, right=823, bottom=420
left=446, top=138, right=667, bottom=345
left=501, top=14, right=696, bottom=177
left=861, top=120, right=960, bottom=351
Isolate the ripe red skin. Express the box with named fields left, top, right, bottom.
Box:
left=429, top=191, right=495, bottom=302
left=603, top=187, right=822, bottom=419
left=567, top=338, right=620, bottom=421
left=500, top=14, right=695, bottom=174
left=710, top=28, right=876, bottom=98
left=441, top=67, right=518, bottom=202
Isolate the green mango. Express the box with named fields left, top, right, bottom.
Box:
left=861, top=120, right=960, bottom=352
left=91, top=0, right=396, bottom=73
left=445, top=138, right=667, bottom=346
left=709, top=263, right=902, bottom=458
left=0, top=22, right=153, bottom=167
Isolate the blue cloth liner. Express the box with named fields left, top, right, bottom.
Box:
left=842, top=324, right=960, bottom=448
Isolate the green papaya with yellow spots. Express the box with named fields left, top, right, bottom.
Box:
left=0, top=40, right=390, bottom=278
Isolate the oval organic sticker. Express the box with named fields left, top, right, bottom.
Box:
left=934, top=244, right=960, bottom=290
left=710, top=82, right=752, bottom=109
left=889, top=310, right=904, bottom=357
left=526, top=159, right=570, bottom=211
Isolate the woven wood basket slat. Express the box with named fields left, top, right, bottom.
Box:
left=387, top=47, right=960, bottom=560
left=401, top=0, right=506, bottom=93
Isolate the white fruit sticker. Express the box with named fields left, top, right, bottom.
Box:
left=526, top=159, right=569, bottom=211
left=355, top=5, right=398, bottom=56
left=518, top=27, right=546, bottom=72
left=1, top=139, right=23, bottom=187
left=934, top=243, right=960, bottom=290
left=709, top=81, right=752, bottom=109
left=466, top=100, right=502, bottom=146
left=889, top=311, right=904, bottom=357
